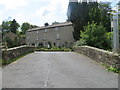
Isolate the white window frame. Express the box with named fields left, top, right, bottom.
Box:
left=56, top=34, right=60, bottom=40
left=37, top=36, right=39, bottom=40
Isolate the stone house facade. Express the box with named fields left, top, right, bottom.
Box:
left=26, top=22, right=74, bottom=48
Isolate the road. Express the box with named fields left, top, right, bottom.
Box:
left=2, top=52, right=118, bottom=88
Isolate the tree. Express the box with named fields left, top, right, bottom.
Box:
left=99, top=2, right=111, bottom=32
left=67, top=1, right=112, bottom=40
left=80, top=22, right=111, bottom=50
left=67, top=0, right=98, bottom=40
left=30, top=25, right=38, bottom=29
left=1, top=21, right=11, bottom=33
left=21, top=22, right=30, bottom=34
left=9, top=19, right=20, bottom=34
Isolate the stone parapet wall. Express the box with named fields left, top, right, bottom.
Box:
left=74, top=46, right=120, bottom=69
left=2, top=45, right=35, bottom=61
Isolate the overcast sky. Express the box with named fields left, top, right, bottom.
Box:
left=0, top=0, right=119, bottom=26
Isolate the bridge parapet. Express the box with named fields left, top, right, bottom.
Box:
left=74, top=46, right=120, bottom=70
left=2, top=45, right=35, bottom=63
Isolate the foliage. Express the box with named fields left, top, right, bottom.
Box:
left=105, top=32, right=113, bottom=50
left=107, top=66, right=120, bottom=74
left=38, top=43, right=44, bottom=48
left=67, top=1, right=112, bottom=40
left=9, top=19, right=20, bottom=34
left=1, top=19, right=20, bottom=34
left=6, top=37, right=19, bottom=48
left=1, top=21, right=11, bottom=33
left=6, top=37, right=13, bottom=48
left=73, top=39, right=86, bottom=48
left=80, top=22, right=111, bottom=50
left=30, top=25, right=38, bottom=29
left=21, top=22, right=31, bottom=34
left=1, top=19, right=40, bottom=48
left=100, top=62, right=120, bottom=74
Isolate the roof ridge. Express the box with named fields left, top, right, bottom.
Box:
left=27, top=22, right=72, bottom=32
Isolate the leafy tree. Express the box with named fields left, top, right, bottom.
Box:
left=30, top=25, right=38, bottom=29
left=9, top=19, right=20, bottom=34
left=80, top=22, right=111, bottom=50
left=1, top=21, right=12, bottom=35
left=105, top=32, right=112, bottom=50
left=67, top=0, right=98, bottom=40
left=21, top=22, right=30, bottom=34
left=6, top=36, right=19, bottom=48
left=67, top=1, right=112, bottom=40
left=98, top=2, right=111, bottom=32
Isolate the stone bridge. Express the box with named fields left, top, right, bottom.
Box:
left=2, top=47, right=119, bottom=88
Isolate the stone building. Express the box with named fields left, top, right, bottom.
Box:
left=26, top=22, right=74, bottom=48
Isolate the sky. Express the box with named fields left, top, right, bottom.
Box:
left=0, top=0, right=119, bottom=26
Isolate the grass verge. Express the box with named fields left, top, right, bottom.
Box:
left=100, top=62, right=120, bottom=74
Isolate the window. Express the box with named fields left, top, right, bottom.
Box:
left=56, top=34, right=60, bottom=40
left=37, top=36, right=39, bottom=40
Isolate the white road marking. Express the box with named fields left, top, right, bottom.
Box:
left=44, top=54, right=53, bottom=87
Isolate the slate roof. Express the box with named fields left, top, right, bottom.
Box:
left=27, top=22, right=73, bottom=32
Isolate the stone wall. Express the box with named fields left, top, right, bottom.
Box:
left=74, top=46, right=120, bottom=70
left=2, top=45, right=35, bottom=61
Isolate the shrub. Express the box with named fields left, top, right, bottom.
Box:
left=105, top=32, right=112, bottom=50
left=73, top=39, right=86, bottom=48
left=80, top=22, right=111, bottom=50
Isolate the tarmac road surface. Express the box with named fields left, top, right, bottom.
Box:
left=2, top=52, right=118, bottom=88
